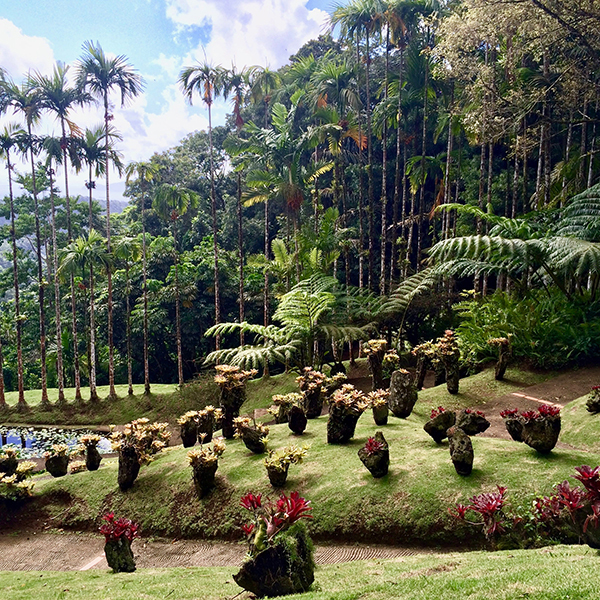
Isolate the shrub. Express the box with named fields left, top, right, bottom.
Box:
left=450, top=486, right=509, bottom=540
left=187, top=438, right=226, bottom=467
left=110, top=419, right=170, bottom=464
left=99, top=512, right=140, bottom=543
left=0, top=460, right=36, bottom=502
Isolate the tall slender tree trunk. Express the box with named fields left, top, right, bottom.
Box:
left=443, top=107, right=454, bottom=240
left=379, top=25, right=390, bottom=296
left=141, top=182, right=151, bottom=395
left=587, top=99, right=598, bottom=188
left=365, top=30, right=375, bottom=289
left=89, top=261, right=98, bottom=401
left=208, top=104, right=221, bottom=352
left=104, top=97, right=117, bottom=401
left=237, top=172, right=245, bottom=346
left=356, top=30, right=365, bottom=289
left=173, top=225, right=184, bottom=387
left=0, top=337, right=5, bottom=408
left=125, top=262, right=133, bottom=396
left=416, top=57, right=429, bottom=271
left=7, top=150, right=26, bottom=409
left=61, top=123, right=82, bottom=401
left=391, top=42, right=405, bottom=284
left=562, top=111, right=573, bottom=207
left=48, top=167, right=65, bottom=404
left=27, top=125, right=49, bottom=408
left=579, top=98, right=589, bottom=188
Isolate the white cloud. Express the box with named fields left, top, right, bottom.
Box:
left=165, top=0, right=328, bottom=69
left=0, top=18, right=55, bottom=78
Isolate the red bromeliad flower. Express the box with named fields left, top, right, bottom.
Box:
left=240, top=492, right=262, bottom=511
left=430, top=406, right=446, bottom=420
left=519, top=410, right=538, bottom=422
left=99, top=513, right=140, bottom=543
left=555, top=481, right=586, bottom=515
left=574, top=465, right=600, bottom=501
left=538, top=404, right=561, bottom=417
left=363, top=437, right=384, bottom=456
left=276, top=491, right=313, bottom=524
left=449, top=504, right=468, bottom=520
left=500, top=408, right=518, bottom=418
left=241, top=522, right=255, bottom=537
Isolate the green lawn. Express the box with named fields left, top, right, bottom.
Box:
left=561, top=393, right=600, bottom=452
left=1, top=545, right=599, bottom=599
left=25, top=368, right=600, bottom=545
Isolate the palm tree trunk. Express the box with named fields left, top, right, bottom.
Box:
left=125, top=262, right=133, bottom=396
left=104, top=97, right=117, bottom=401
left=48, top=166, right=66, bottom=404
left=89, top=261, right=99, bottom=402
left=379, top=24, right=390, bottom=296
left=28, top=125, right=49, bottom=408
left=365, top=28, right=375, bottom=290
left=61, top=121, right=82, bottom=402
left=7, top=150, right=26, bottom=410
left=173, top=225, right=184, bottom=387
left=356, top=29, right=365, bottom=290
left=141, top=183, right=151, bottom=395
left=0, top=337, right=5, bottom=408
left=237, top=172, right=245, bottom=346
left=208, top=103, right=221, bottom=351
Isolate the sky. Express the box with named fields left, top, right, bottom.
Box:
left=0, top=0, right=336, bottom=203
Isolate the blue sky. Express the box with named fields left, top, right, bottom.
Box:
left=0, top=0, right=337, bottom=200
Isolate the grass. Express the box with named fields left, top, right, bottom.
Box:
left=1, top=545, right=600, bottom=599
left=561, top=393, right=600, bottom=452
left=19, top=368, right=600, bottom=545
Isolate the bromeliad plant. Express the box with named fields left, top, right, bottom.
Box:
left=110, top=419, right=171, bottom=491
left=533, top=465, right=600, bottom=548
left=269, top=393, right=304, bottom=424
left=240, top=490, right=313, bottom=557
left=500, top=405, right=561, bottom=453
left=79, top=434, right=102, bottom=471
left=100, top=512, right=140, bottom=573
left=44, top=443, right=71, bottom=478
left=0, top=461, right=36, bottom=502
left=450, top=486, right=510, bottom=541
left=297, top=367, right=326, bottom=419
left=437, top=330, right=461, bottom=394
left=368, top=389, right=390, bottom=426
left=363, top=339, right=388, bottom=390
left=327, top=384, right=369, bottom=444
left=234, top=417, right=269, bottom=454
left=187, top=437, right=226, bottom=498
left=264, top=445, right=309, bottom=487
left=215, top=365, right=258, bottom=438
left=382, top=349, right=401, bottom=380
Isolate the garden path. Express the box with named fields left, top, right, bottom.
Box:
left=0, top=532, right=435, bottom=571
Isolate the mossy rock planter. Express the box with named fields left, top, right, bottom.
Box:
left=288, top=405, right=307, bottom=435
left=448, top=427, right=473, bottom=476
left=234, top=522, right=314, bottom=598
left=521, top=416, right=561, bottom=454
left=276, top=405, right=291, bottom=425
left=573, top=509, right=600, bottom=549
left=241, top=429, right=268, bottom=454
left=372, top=404, right=389, bottom=426
left=0, top=456, right=18, bottom=477
left=304, top=390, right=323, bottom=419
left=456, top=410, right=490, bottom=436
left=327, top=406, right=361, bottom=444
left=220, top=388, right=246, bottom=439
left=85, top=446, right=102, bottom=471
left=504, top=417, right=523, bottom=442
left=180, top=422, right=198, bottom=448
left=266, top=463, right=289, bottom=488
left=388, top=370, right=417, bottom=418
left=586, top=394, right=600, bottom=414
left=117, top=447, right=140, bottom=491
left=104, top=538, right=136, bottom=573
left=197, top=414, right=215, bottom=443
left=192, top=461, right=218, bottom=498
left=45, top=455, right=69, bottom=478
left=358, top=432, right=389, bottom=478
left=423, top=411, right=456, bottom=444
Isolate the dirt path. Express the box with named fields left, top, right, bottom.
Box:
left=0, top=532, right=435, bottom=572
left=464, top=365, right=600, bottom=441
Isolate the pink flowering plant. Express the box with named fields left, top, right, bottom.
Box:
left=240, top=491, right=312, bottom=557
left=99, top=512, right=140, bottom=543
left=450, top=486, right=511, bottom=540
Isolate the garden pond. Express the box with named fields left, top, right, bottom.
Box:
left=0, top=425, right=112, bottom=458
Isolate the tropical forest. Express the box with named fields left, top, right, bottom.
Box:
left=1, top=0, right=600, bottom=598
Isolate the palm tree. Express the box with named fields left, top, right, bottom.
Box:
left=76, top=40, right=144, bottom=400
left=125, top=160, right=159, bottom=395
left=113, top=236, right=141, bottom=396
left=153, top=183, right=199, bottom=386
left=75, top=125, right=121, bottom=231
left=0, top=123, right=27, bottom=409
left=222, top=65, right=250, bottom=345
left=179, top=62, right=223, bottom=350
left=330, top=0, right=386, bottom=290
left=2, top=77, right=51, bottom=407
left=42, top=135, right=67, bottom=404
left=59, top=231, right=111, bottom=402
